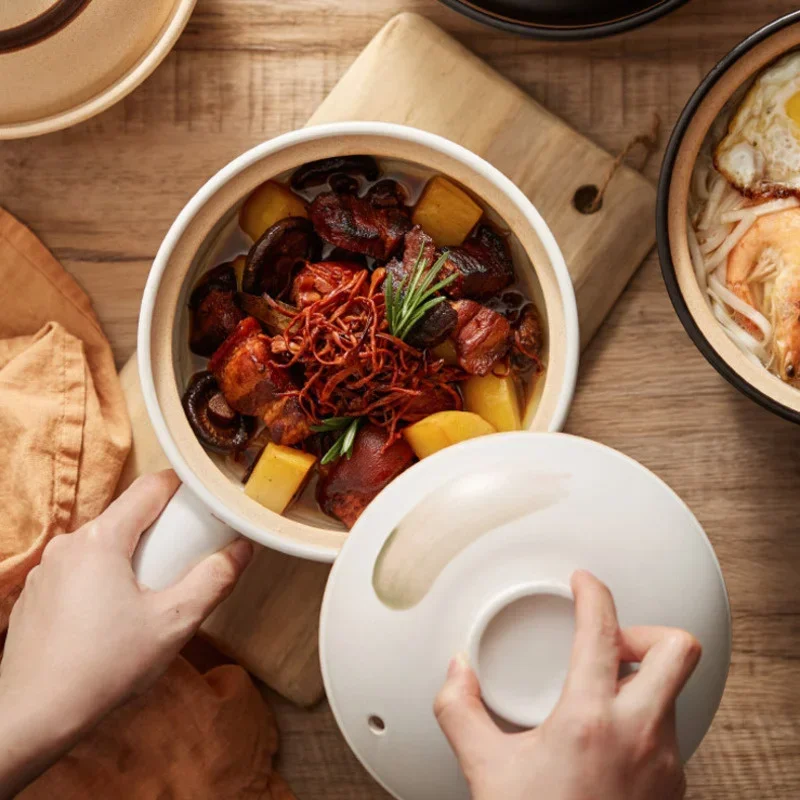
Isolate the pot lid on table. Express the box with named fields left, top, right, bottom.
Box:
left=0, top=0, right=196, bottom=139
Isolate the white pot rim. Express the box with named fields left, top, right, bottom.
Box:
left=138, top=121, right=580, bottom=562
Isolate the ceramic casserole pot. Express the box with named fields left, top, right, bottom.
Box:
left=437, top=0, right=689, bottom=40
left=133, top=121, right=580, bottom=587
left=658, top=10, right=800, bottom=423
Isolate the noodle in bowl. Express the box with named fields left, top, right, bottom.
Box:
left=688, top=153, right=799, bottom=371
left=659, top=10, right=800, bottom=423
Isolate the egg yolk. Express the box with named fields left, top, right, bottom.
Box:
left=786, top=90, right=800, bottom=126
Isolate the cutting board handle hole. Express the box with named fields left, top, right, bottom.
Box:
left=573, top=185, right=602, bottom=215
left=368, top=715, right=386, bottom=735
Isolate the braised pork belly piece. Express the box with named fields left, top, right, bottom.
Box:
left=309, top=191, right=411, bottom=260
left=386, top=226, right=457, bottom=350
left=439, top=224, right=514, bottom=301
left=209, top=317, right=311, bottom=446
left=451, top=299, right=512, bottom=376
left=317, top=424, right=415, bottom=529
left=385, top=225, right=436, bottom=290
left=400, top=384, right=460, bottom=420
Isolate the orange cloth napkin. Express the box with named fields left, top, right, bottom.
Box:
left=0, top=208, right=295, bottom=799
left=19, top=659, right=294, bottom=800
left=0, top=207, right=131, bottom=628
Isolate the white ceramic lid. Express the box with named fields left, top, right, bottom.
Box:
left=0, top=0, right=196, bottom=139
left=320, top=433, right=731, bottom=800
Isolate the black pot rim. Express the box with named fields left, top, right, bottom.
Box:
left=657, top=9, right=800, bottom=425
left=437, top=0, right=689, bottom=41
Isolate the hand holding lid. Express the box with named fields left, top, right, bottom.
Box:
left=320, top=433, right=731, bottom=799
left=436, top=570, right=699, bottom=800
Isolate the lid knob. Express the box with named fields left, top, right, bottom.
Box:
left=0, top=0, right=91, bottom=54
left=468, top=580, right=575, bottom=728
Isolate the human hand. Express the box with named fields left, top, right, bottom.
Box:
left=434, top=570, right=701, bottom=800
left=0, top=470, right=252, bottom=797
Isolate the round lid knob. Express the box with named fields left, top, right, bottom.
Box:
left=0, top=1, right=91, bottom=53
left=320, top=433, right=731, bottom=800
left=468, top=580, right=574, bottom=728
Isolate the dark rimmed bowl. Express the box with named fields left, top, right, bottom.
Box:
left=657, top=10, right=800, bottom=425
left=437, top=0, right=689, bottom=40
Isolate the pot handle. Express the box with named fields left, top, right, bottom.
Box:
left=132, top=484, right=238, bottom=590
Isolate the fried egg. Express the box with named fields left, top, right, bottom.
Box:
left=715, top=51, right=800, bottom=198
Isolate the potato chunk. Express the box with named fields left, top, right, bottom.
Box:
left=240, top=181, right=308, bottom=241
left=431, top=338, right=459, bottom=366
left=462, top=373, right=522, bottom=432
left=244, top=442, right=316, bottom=513
left=403, top=411, right=496, bottom=459
left=411, top=176, right=483, bottom=247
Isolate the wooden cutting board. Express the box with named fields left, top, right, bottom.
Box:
left=117, top=12, right=655, bottom=707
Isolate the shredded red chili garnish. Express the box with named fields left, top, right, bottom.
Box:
left=268, top=268, right=464, bottom=443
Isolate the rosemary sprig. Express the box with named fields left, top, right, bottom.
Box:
left=311, top=416, right=362, bottom=465
left=310, top=416, right=354, bottom=433
left=384, top=244, right=456, bottom=342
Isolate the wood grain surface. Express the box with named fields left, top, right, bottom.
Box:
left=2, top=1, right=799, bottom=798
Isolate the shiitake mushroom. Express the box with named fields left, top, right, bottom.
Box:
left=235, top=292, right=296, bottom=334
left=511, top=304, right=543, bottom=372
left=328, top=173, right=360, bottom=195
left=183, top=371, right=254, bottom=453
left=189, top=263, right=244, bottom=357
left=290, top=155, right=379, bottom=190
left=364, top=179, right=407, bottom=209
left=406, top=301, right=458, bottom=350
left=241, top=217, right=320, bottom=299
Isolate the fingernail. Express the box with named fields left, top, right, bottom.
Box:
left=228, top=537, right=254, bottom=569
left=448, top=652, right=470, bottom=677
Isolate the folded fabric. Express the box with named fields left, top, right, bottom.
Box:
left=0, top=207, right=131, bottom=630
left=0, top=208, right=295, bottom=799
left=19, top=659, right=292, bottom=800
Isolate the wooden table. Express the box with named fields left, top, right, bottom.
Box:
left=2, top=1, right=799, bottom=797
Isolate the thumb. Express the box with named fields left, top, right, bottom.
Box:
left=434, top=654, right=501, bottom=767
left=157, top=537, right=253, bottom=627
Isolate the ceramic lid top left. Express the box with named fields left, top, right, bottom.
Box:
left=0, top=0, right=196, bottom=138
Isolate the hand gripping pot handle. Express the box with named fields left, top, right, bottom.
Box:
left=132, top=484, right=238, bottom=590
